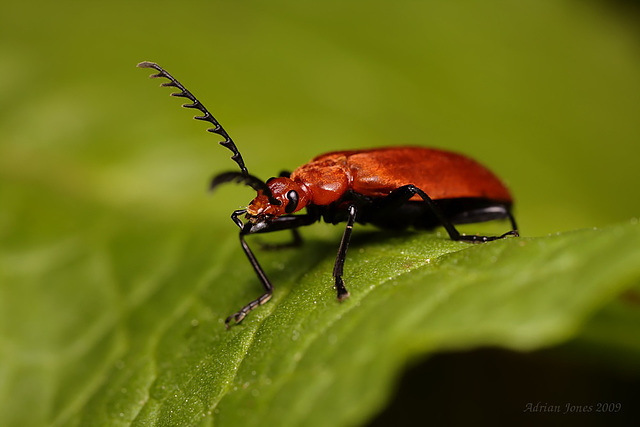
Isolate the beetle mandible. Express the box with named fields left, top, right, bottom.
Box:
left=138, top=62, right=519, bottom=327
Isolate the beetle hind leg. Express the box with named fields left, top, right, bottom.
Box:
left=381, top=185, right=518, bottom=243
left=449, top=204, right=519, bottom=242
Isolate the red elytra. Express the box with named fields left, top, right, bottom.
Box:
left=292, top=147, right=512, bottom=203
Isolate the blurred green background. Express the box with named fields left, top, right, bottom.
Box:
left=2, top=0, right=639, bottom=236
left=1, top=0, right=640, bottom=425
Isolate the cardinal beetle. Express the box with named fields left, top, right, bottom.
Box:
left=138, top=61, right=519, bottom=327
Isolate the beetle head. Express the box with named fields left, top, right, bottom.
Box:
left=246, top=177, right=309, bottom=222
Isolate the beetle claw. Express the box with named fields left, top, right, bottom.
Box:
left=225, top=312, right=245, bottom=329
left=335, top=278, right=350, bottom=301
left=337, top=291, right=350, bottom=301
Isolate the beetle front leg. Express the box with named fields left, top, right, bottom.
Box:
left=333, top=204, right=357, bottom=301
left=225, top=210, right=320, bottom=327
left=225, top=222, right=274, bottom=327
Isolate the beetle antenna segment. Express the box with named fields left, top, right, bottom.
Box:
left=211, top=171, right=281, bottom=205
left=137, top=61, right=248, bottom=176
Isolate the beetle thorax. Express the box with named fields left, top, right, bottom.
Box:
left=246, top=177, right=310, bottom=222
left=289, top=155, right=351, bottom=205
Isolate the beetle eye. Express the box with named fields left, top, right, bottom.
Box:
left=285, top=190, right=299, bottom=213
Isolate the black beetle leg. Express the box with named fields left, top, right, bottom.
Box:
left=258, top=228, right=303, bottom=250
left=225, top=222, right=274, bottom=327
left=451, top=205, right=519, bottom=242
left=382, top=185, right=519, bottom=243
left=506, top=210, right=519, bottom=236
left=333, top=204, right=357, bottom=301
left=225, top=211, right=319, bottom=327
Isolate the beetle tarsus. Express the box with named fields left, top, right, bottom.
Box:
left=225, top=291, right=272, bottom=328
left=456, top=228, right=519, bottom=243
left=335, top=278, right=350, bottom=301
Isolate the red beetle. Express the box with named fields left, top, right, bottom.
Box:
left=139, top=62, right=519, bottom=327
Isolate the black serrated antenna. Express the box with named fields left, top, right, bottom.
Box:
left=137, top=61, right=248, bottom=176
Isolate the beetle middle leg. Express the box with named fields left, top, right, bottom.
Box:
left=257, top=228, right=303, bottom=250
left=333, top=204, right=357, bottom=301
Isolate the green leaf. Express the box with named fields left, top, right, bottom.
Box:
left=204, top=223, right=640, bottom=427
left=3, top=194, right=639, bottom=426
